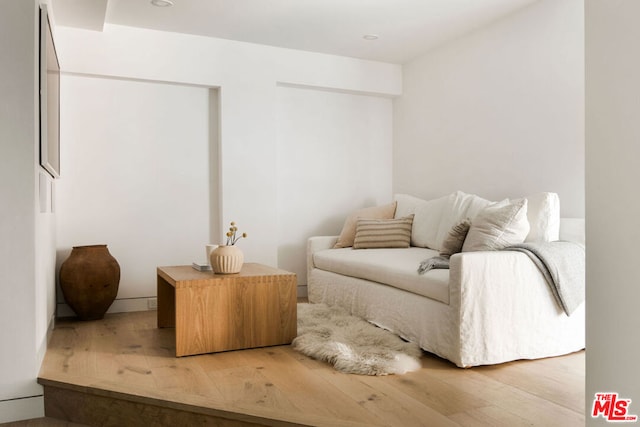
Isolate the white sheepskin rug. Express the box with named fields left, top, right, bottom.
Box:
left=292, top=303, right=422, bottom=376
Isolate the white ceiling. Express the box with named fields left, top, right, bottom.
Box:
left=51, top=0, right=538, bottom=64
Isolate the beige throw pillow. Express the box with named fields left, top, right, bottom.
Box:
left=333, top=202, right=397, bottom=248
left=462, top=199, right=530, bottom=252
left=439, top=219, right=471, bottom=257
left=353, top=215, right=414, bottom=249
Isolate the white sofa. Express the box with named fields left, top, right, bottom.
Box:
left=307, top=192, right=585, bottom=367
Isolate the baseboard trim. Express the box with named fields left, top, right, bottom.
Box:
left=57, top=297, right=157, bottom=318
left=37, top=313, right=56, bottom=367
left=58, top=289, right=308, bottom=317
left=297, top=285, right=307, bottom=298
left=0, top=395, right=44, bottom=423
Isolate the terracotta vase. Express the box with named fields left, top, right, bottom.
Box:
left=59, top=245, right=120, bottom=320
left=209, top=245, right=244, bottom=274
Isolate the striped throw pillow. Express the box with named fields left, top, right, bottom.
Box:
left=353, top=215, right=414, bottom=249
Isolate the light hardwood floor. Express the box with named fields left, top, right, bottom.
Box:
left=36, top=309, right=585, bottom=427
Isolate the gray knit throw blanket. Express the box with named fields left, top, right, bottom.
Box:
left=417, top=256, right=450, bottom=274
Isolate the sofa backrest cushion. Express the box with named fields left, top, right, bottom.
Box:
left=394, top=191, right=562, bottom=251
left=524, top=192, right=560, bottom=243
left=462, top=198, right=530, bottom=252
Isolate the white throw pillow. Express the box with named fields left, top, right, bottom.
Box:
left=393, top=194, right=425, bottom=218
left=410, top=196, right=450, bottom=249
left=524, top=192, right=560, bottom=242
left=462, top=198, right=530, bottom=252
left=394, top=193, right=449, bottom=249
left=434, top=191, right=494, bottom=251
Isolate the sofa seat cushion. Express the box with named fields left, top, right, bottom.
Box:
left=313, top=247, right=450, bottom=304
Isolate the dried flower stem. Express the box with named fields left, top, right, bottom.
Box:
left=225, top=221, right=248, bottom=246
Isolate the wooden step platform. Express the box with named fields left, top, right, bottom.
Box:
left=0, top=417, right=88, bottom=427
left=38, top=310, right=585, bottom=426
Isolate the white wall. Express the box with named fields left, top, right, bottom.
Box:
left=56, top=75, right=213, bottom=310
left=585, top=1, right=640, bottom=424
left=393, top=0, right=584, bottom=217
left=54, top=24, right=400, bottom=299
left=0, top=0, right=56, bottom=421
left=276, top=85, right=393, bottom=287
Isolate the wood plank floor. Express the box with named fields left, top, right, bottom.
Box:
left=37, top=309, right=585, bottom=427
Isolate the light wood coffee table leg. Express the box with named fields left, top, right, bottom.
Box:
left=174, top=287, right=206, bottom=357
left=157, top=274, right=175, bottom=328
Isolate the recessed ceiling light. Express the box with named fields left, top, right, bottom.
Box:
left=151, top=0, right=173, bottom=7
left=363, top=34, right=379, bottom=41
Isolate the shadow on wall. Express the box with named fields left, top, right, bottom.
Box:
left=277, top=212, right=347, bottom=288
left=54, top=248, right=72, bottom=307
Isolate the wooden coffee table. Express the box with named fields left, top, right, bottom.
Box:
left=157, top=263, right=297, bottom=357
